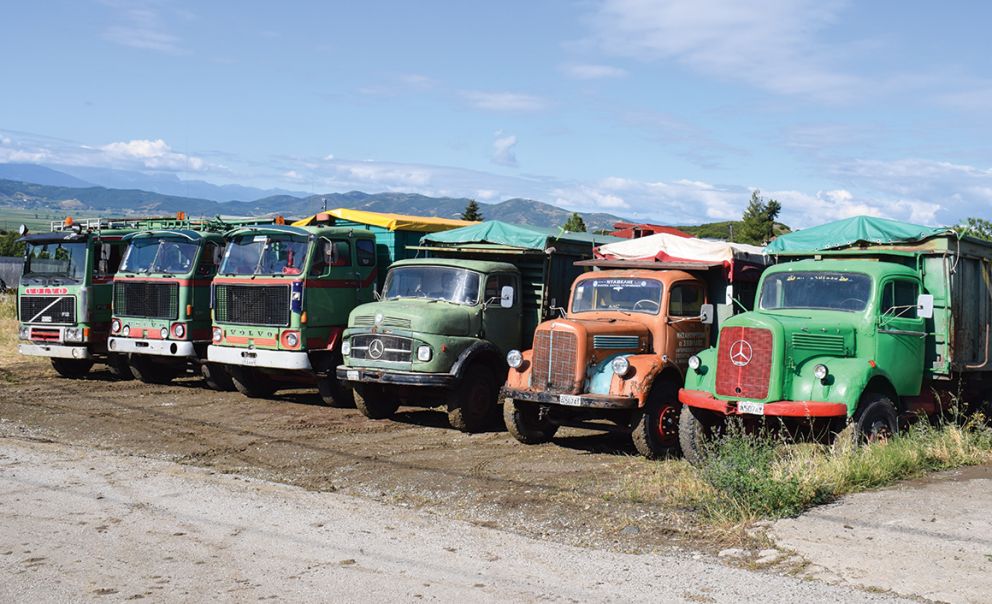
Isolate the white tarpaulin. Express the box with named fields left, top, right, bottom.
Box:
left=595, top=232, right=766, bottom=264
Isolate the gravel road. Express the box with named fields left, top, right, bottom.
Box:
left=0, top=437, right=908, bottom=603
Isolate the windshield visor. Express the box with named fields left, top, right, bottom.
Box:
left=220, top=234, right=309, bottom=276
left=571, top=278, right=663, bottom=314
left=760, top=271, right=871, bottom=312
left=383, top=266, right=481, bottom=305
left=23, top=241, right=88, bottom=280
left=120, top=237, right=200, bottom=274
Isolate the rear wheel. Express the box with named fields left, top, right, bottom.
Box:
left=447, top=364, right=498, bottom=433
left=228, top=366, right=276, bottom=398
left=504, top=399, right=558, bottom=444
left=854, top=392, right=898, bottom=444
left=201, top=362, right=235, bottom=391
left=354, top=384, right=399, bottom=419
left=128, top=355, right=178, bottom=384
left=50, top=358, right=94, bottom=379
left=316, top=374, right=356, bottom=408
left=106, top=353, right=133, bottom=380
left=632, top=381, right=681, bottom=459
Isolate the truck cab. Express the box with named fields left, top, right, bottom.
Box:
left=503, top=269, right=714, bottom=457
left=16, top=218, right=134, bottom=378
left=338, top=258, right=520, bottom=431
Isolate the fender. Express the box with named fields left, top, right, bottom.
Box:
left=787, top=356, right=875, bottom=417
left=450, top=340, right=504, bottom=382
left=505, top=348, right=533, bottom=389
left=609, top=353, right=679, bottom=407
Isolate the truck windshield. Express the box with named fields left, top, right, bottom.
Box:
left=571, top=278, right=664, bottom=314
left=120, top=237, right=200, bottom=274
left=23, top=240, right=88, bottom=280
left=382, top=266, right=481, bottom=305
left=760, top=271, right=872, bottom=312
left=220, top=234, right=310, bottom=276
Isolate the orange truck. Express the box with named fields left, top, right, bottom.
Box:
left=500, top=234, right=769, bottom=458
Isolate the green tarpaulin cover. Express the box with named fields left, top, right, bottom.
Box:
left=764, top=216, right=953, bottom=253
left=420, top=220, right=619, bottom=251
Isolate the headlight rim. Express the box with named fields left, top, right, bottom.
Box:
left=506, top=349, right=523, bottom=369
left=813, top=363, right=829, bottom=381
left=611, top=355, right=631, bottom=377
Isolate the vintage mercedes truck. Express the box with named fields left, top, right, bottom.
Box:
left=337, top=221, right=618, bottom=432
left=207, top=209, right=470, bottom=404
left=502, top=233, right=769, bottom=457
left=16, top=217, right=164, bottom=378
left=678, top=216, right=992, bottom=463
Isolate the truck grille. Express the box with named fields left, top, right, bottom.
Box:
left=215, top=284, right=290, bottom=327
left=792, top=333, right=847, bottom=356
left=593, top=335, right=640, bottom=349
left=350, top=334, right=412, bottom=363
left=352, top=315, right=412, bottom=329
left=114, top=281, right=179, bottom=319
left=530, top=329, right=580, bottom=393
left=19, top=296, right=75, bottom=325
left=715, top=326, right=773, bottom=400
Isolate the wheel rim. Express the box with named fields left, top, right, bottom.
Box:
left=655, top=404, right=679, bottom=445
left=868, top=418, right=893, bottom=442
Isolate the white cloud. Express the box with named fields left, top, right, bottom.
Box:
left=102, top=1, right=186, bottom=54
left=491, top=132, right=518, bottom=167
left=460, top=91, right=549, bottom=112
left=99, top=139, right=204, bottom=171
left=561, top=63, right=628, bottom=79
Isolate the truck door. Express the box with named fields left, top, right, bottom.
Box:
left=668, top=281, right=709, bottom=369
left=876, top=278, right=926, bottom=395
left=482, top=272, right=522, bottom=354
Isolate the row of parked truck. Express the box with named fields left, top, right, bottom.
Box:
left=15, top=210, right=992, bottom=461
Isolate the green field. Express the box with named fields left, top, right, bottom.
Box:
left=0, top=207, right=99, bottom=234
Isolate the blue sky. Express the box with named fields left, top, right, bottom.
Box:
left=1, top=0, right=990, bottom=227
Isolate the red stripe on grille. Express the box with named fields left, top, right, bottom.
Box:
left=530, top=330, right=580, bottom=393
left=715, top=327, right=772, bottom=399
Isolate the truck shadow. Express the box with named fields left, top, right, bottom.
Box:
left=552, top=431, right=638, bottom=456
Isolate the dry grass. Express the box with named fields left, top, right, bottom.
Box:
left=0, top=293, right=44, bottom=372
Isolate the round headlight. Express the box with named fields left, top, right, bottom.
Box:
left=374, top=313, right=384, bottom=325
left=506, top=349, right=523, bottom=369
left=174, top=323, right=185, bottom=338
left=341, top=340, right=351, bottom=355
left=417, top=345, right=432, bottom=362
left=688, top=355, right=701, bottom=371
left=286, top=332, right=299, bottom=347
left=122, top=325, right=130, bottom=337
left=814, top=364, right=829, bottom=380
left=212, top=327, right=223, bottom=342
left=160, top=327, right=169, bottom=339
left=111, top=318, right=121, bottom=333
left=612, top=356, right=631, bottom=377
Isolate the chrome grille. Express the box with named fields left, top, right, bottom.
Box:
left=792, top=333, right=846, bottom=355
left=215, top=284, right=290, bottom=327
left=114, top=281, right=179, bottom=319
left=352, top=315, right=412, bottom=329
left=593, top=335, right=640, bottom=349
left=350, top=334, right=413, bottom=363
left=530, top=329, right=579, bottom=393
left=19, top=296, right=75, bottom=325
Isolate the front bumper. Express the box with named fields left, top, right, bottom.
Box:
left=19, top=343, right=92, bottom=360
left=502, top=387, right=638, bottom=410
left=679, top=388, right=848, bottom=418
left=336, top=365, right=456, bottom=387
left=207, top=345, right=312, bottom=370
left=108, top=337, right=197, bottom=357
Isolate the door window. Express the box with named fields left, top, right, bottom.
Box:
left=669, top=282, right=704, bottom=316
left=356, top=239, right=375, bottom=266
left=484, top=274, right=517, bottom=306
left=881, top=280, right=919, bottom=318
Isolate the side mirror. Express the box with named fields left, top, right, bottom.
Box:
left=500, top=285, right=514, bottom=308
left=17, top=224, right=28, bottom=236
left=917, top=294, right=934, bottom=319
left=700, top=303, right=714, bottom=325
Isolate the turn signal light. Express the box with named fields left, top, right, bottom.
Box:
left=186, top=304, right=192, bottom=317
left=301, top=311, right=308, bottom=324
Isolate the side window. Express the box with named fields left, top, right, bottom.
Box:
left=485, top=274, right=517, bottom=305
left=311, top=240, right=352, bottom=276
left=96, top=242, right=124, bottom=277
left=669, top=282, right=704, bottom=317
left=197, top=242, right=219, bottom=276
left=485, top=275, right=500, bottom=301
left=356, top=239, right=375, bottom=267
left=882, top=280, right=919, bottom=318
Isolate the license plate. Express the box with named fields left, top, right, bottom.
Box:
left=558, top=394, right=582, bottom=406
left=738, top=401, right=765, bottom=415
left=346, top=370, right=359, bottom=381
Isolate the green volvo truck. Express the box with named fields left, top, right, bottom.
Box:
left=207, top=209, right=470, bottom=404
left=16, top=217, right=169, bottom=378
left=337, top=221, right=619, bottom=432
left=678, top=216, right=992, bottom=462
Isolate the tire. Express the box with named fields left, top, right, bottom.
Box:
left=631, top=381, right=682, bottom=459
left=354, top=384, right=399, bottom=419
left=201, top=362, right=235, bottom=391
left=504, top=399, right=558, bottom=444
left=854, top=392, right=898, bottom=443
left=447, top=364, right=499, bottom=433
left=228, top=366, right=276, bottom=398
left=106, top=353, right=134, bottom=380
left=316, top=374, right=356, bottom=408
left=50, top=358, right=94, bottom=379
left=128, top=355, right=178, bottom=384
left=679, top=405, right=716, bottom=466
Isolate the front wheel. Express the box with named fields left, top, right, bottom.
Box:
left=50, top=358, right=94, bottom=379
left=447, top=364, right=498, bottom=433
left=854, top=392, right=898, bottom=444
left=201, top=362, right=235, bottom=391
left=128, top=355, right=178, bottom=384
left=316, top=375, right=356, bottom=408
left=228, top=366, right=276, bottom=398
left=678, top=405, right=719, bottom=466
left=504, top=399, right=558, bottom=444
left=106, top=353, right=134, bottom=380
left=354, top=384, right=399, bottom=419
left=631, top=382, right=681, bottom=459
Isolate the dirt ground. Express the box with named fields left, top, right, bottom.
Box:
left=0, top=358, right=703, bottom=555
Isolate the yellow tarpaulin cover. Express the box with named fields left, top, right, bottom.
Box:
left=292, top=208, right=475, bottom=232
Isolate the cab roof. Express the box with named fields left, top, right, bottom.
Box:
left=389, top=257, right=518, bottom=273
left=575, top=268, right=698, bottom=284
left=764, top=257, right=920, bottom=279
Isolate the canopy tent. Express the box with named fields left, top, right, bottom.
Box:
left=765, top=216, right=953, bottom=253
left=292, top=208, right=474, bottom=232
left=420, top=220, right=619, bottom=251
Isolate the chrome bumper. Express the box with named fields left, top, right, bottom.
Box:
left=207, top=345, right=312, bottom=370
left=108, top=337, right=197, bottom=357
left=19, top=343, right=92, bottom=360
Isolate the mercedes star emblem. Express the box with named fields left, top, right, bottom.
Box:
left=729, top=339, right=753, bottom=367
left=368, top=339, right=385, bottom=359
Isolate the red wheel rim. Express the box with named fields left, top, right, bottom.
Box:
left=656, top=404, right=679, bottom=444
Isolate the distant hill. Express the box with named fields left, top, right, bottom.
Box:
left=0, top=179, right=629, bottom=232
left=681, top=220, right=790, bottom=241
left=0, top=164, right=95, bottom=188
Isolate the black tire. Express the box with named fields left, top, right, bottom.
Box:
left=128, top=355, right=178, bottom=384
left=631, top=381, right=682, bottom=459
left=228, top=366, right=277, bottom=398
left=504, top=399, right=558, bottom=444
left=316, top=374, right=356, bottom=408
left=50, top=358, right=94, bottom=379
left=854, top=392, right=898, bottom=443
left=354, top=384, right=399, bottom=419
left=201, top=362, right=235, bottom=391
left=105, top=353, right=134, bottom=380
left=447, top=364, right=499, bottom=433
left=679, top=405, right=717, bottom=466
